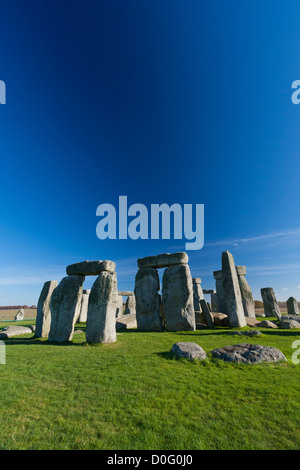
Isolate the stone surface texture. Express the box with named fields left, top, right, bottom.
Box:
left=66, top=260, right=115, bottom=276
left=162, top=264, right=195, bottom=331
left=137, top=252, right=188, bottom=269
left=86, top=272, right=118, bottom=344
left=171, top=342, right=207, bottom=361
left=35, top=280, right=58, bottom=338
left=222, top=251, right=247, bottom=328
left=211, top=343, right=287, bottom=364
left=134, top=268, right=163, bottom=331
left=49, top=275, right=84, bottom=342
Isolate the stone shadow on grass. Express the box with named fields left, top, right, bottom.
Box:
left=2, top=336, right=87, bottom=347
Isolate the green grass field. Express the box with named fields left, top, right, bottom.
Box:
left=0, top=319, right=299, bottom=450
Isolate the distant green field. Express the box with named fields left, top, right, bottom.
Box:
left=0, top=309, right=37, bottom=321
left=0, top=318, right=299, bottom=450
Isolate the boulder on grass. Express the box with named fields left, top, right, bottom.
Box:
left=171, top=342, right=207, bottom=361
left=211, top=343, right=287, bottom=364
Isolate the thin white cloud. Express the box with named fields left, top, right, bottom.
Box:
left=205, top=229, right=300, bottom=247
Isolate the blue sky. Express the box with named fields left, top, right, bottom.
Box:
left=0, top=1, right=300, bottom=305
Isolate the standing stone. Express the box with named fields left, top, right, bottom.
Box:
left=162, top=264, right=195, bottom=331
left=211, top=291, right=219, bottom=312
left=286, top=297, right=299, bottom=316
left=124, top=294, right=136, bottom=315
left=15, top=308, right=25, bottom=321
left=35, top=280, right=58, bottom=338
left=116, top=295, right=124, bottom=318
left=134, top=268, right=163, bottom=331
left=86, top=272, right=118, bottom=344
left=213, top=270, right=226, bottom=313
left=222, top=251, right=247, bottom=328
left=200, top=299, right=215, bottom=328
left=49, top=275, right=84, bottom=343
left=236, top=266, right=256, bottom=319
left=192, top=278, right=204, bottom=312
left=261, top=287, right=281, bottom=320
left=77, top=289, right=90, bottom=323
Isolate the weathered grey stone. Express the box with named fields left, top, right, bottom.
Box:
left=213, top=270, right=227, bottom=314
left=124, top=294, right=136, bottom=315
left=137, top=252, right=188, bottom=269
left=280, top=319, right=300, bottom=329
left=118, top=291, right=134, bottom=297
left=15, top=309, right=24, bottom=321
left=245, top=317, right=260, bottom=327
left=77, top=289, right=90, bottom=323
left=211, top=343, right=287, bottom=364
left=213, top=312, right=229, bottom=326
left=236, top=266, right=256, bottom=319
left=286, top=297, right=299, bottom=316
left=134, top=268, right=163, bottom=331
left=222, top=251, right=247, bottom=328
left=202, top=289, right=215, bottom=295
left=235, top=266, right=246, bottom=276
left=211, top=292, right=219, bottom=312
left=192, top=278, right=204, bottom=312
left=86, top=272, right=118, bottom=344
left=283, top=314, right=300, bottom=321
left=35, top=280, right=58, bottom=338
left=171, top=342, right=207, bottom=361
left=200, top=299, right=214, bottom=328
left=256, top=320, right=278, bottom=329
left=162, top=264, right=195, bottom=331
left=48, top=275, right=84, bottom=343
left=116, top=295, right=124, bottom=318
left=66, top=260, right=115, bottom=276
left=261, top=287, right=281, bottom=319
left=0, top=325, right=32, bottom=339
left=116, top=313, right=137, bottom=330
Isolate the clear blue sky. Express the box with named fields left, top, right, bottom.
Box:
left=0, top=0, right=300, bottom=305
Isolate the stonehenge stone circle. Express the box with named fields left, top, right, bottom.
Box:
left=35, top=280, right=58, bottom=338
left=77, top=289, right=90, bottom=323
left=66, top=260, right=116, bottom=276
left=222, top=251, right=247, bottom=328
left=134, top=267, right=163, bottom=331
left=162, top=264, right=195, bottom=331
left=86, top=272, right=118, bottom=344
left=236, top=266, right=256, bottom=319
left=192, top=278, right=204, bottom=312
left=49, top=275, right=84, bottom=343
left=213, top=269, right=226, bottom=314
left=137, top=252, right=188, bottom=269
left=286, top=297, right=299, bottom=316
left=260, top=287, right=281, bottom=319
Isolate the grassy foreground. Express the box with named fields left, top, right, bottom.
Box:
left=0, top=320, right=299, bottom=450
